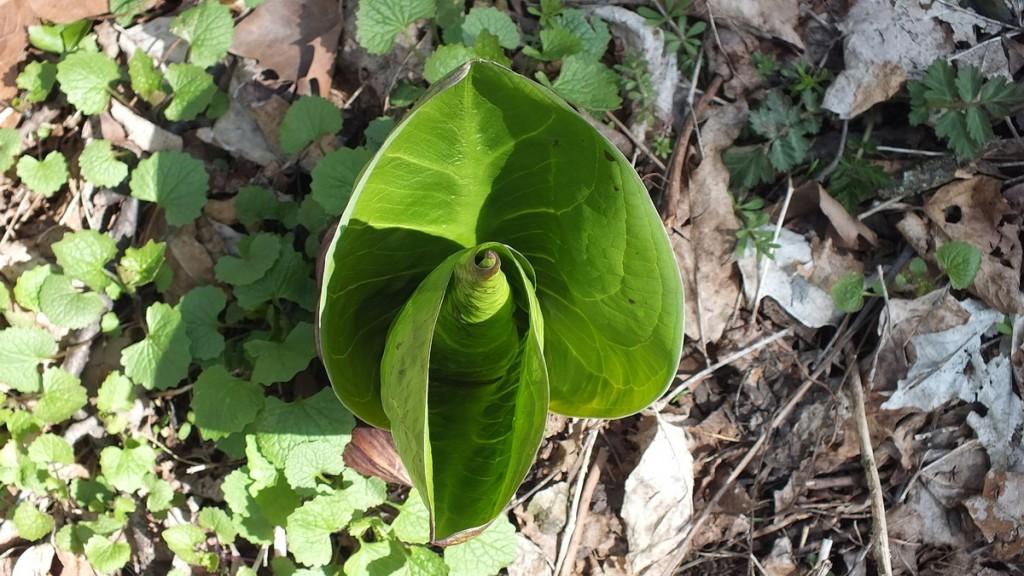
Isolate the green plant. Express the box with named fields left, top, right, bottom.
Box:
left=637, top=0, right=705, bottom=72
left=828, top=139, right=891, bottom=211
left=318, top=60, right=683, bottom=542
left=616, top=50, right=657, bottom=124
left=935, top=240, right=981, bottom=289
left=733, top=195, right=778, bottom=258
left=909, top=59, right=1024, bottom=157
left=893, top=257, right=935, bottom=296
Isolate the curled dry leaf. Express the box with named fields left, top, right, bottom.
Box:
left=964, top=470, right=1024, bottom=559
left=737, top=227, right=846, bottom=328
left=341, top=426, right=412, bottom=486
left=108, top=100, right=183, bottom=153
left=231, top=0, right=343, bottom=96
left=824, top=0, right=953, bottom=118
left=670, top=103, right=746, bottom=344
left=621, top=415, right=694, bottom=575
left=786, top=181, right=877, bottom=249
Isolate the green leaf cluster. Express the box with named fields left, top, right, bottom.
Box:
left=909, top=60, right=1024, bottom=157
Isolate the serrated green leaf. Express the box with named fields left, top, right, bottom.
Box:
left=0, top=327, right=56, bottom=393
left=121, top=302, right=191, bottom=390
left=38, top=274, right=106, bottom=329
left=244, top=436, right=279, bottom=493
left=97, top=371, right=136, bottom=414
left=235, top=185, right=296, bottom=229
left=936, top=240, right=981, bottom=289
left=391, top=489, right=430, bottom=544
left=36, top=367, right=88, bottom=423
left=723, top=145, right=775, bottom=190
left=192, top=365, right=264, bottom=440
left=344, top=540, right=407, bottom=576
left=17, top=60, right=57, bottom=103
left=979, top=76, right=1024, bottom=117
left=557, top=9, right=610, bottom=60
left=311, top=147, right=372, bottom=215
left=13, top=265, right=53, bottom=312
left=0, top=127, right=20, bottom=172
left=253, top=388, right=355, bottom=468
left=524, top=26, right=582, bottom=61
left=79, top=139, right=129, bottom=188
left=165, top=63, right=216, bottom=122
left=215, top=233, right=281, bottom=286
left=111, top=0, right=155, bottom=24
left=56, top=52, right=120, bottom=115
left=52, top=229, right=117, bottom=292
left=129, top=150, right=209, bottom=226
left=244, top=322, right=316, bottom=385
left=17, top=151, right=68, bottom=197
left=551, top=55, right=621, bottom=111
left=406, top=546, right=448, bottom=576
left=286, top=491, right=355, bottom=567
left=234, top=241, right=314, bottom=310
left=28, top=433, right=74, bottom=465
left=117, top=239, right=166, bottom=291
left=934, top=110, right=977, bottom=157
left=13, top=502, right=54, bottom=541
left=462, top=7, right=520, bottom=49
left=955, top=64, right=983, bottom=102
left=283, top=441, right=346, bottom=490
left=163, top=524, right=218, bottom=570
left=171, top=0, right=235, bottom=68
left=178, top=285, right=226, bottom=360
left=128, top=49, right=164, bottom=104
left=198, top=507, right=237, bottom=544
left=964, top=106, right=993, bottom=146
left=423, top=44, right=475, bottom=84
left=279, top=96, right=343, bottom=154
left=100, top=443, right=156, bottom=494
left=830, top=272, right=865, bottom=313
left=471, top=32, right=510, bottom=67
left=767, top=129, right=809, bottom=172
left=356, top=0, right=434, bottom=54
left=84, top=535, right=131, bottom=574
left=145, top=475, right=175, bottom=512
left=922, top=59, right=958, bottom=103
left=443, top=518, right=517, bottom=576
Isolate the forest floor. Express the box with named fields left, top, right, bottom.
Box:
left=1, top=0, right=1023, bottom=575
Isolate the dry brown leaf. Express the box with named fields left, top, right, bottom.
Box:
left=698, top=0, right=802, bottom=48
left=231, top=0, right=342, bottom=96
left=964, top=470, right=1024, bottom=560
left=341, top=426, right=412, bottom=486
left=0, top=0, right=37, bottom=101
left=824, top=0, right=954, bottom=118
left=760, top=537, right=797, bottom=576
left=921, top=176, right=1024, bottom=314
left=705, top=27, right=763, bottom=100
left=27, top=0, right=106, bottom=23
left=787, top=181, right=877, bottom=249
left=164, top=224, right=215, bottom=302
left=671, top=102, right=745, bottom=344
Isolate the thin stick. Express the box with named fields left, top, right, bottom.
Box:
left=655, top=327, right=793, bottom=410
left=556, top=448, right=608, bottom=576
left=553, top=425, right=599, bottom=576
left=875, top=145, right=947, bottom=157
left=817, top=118, right=849, bottom=182
left=661, top=74, right=724, bottom=225
left=857, top=194, right=910, bottom=220
left=846, top=348, right=893, bottom=576
left=749, top=176, right=795, bottom=322
left=603, top=111, right=666, bottom=171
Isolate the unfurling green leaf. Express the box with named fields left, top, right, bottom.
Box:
left=318, top=61, right=683, bottom=541
left=830, top=271, right=865, bottom=313
left=117, top=240, right=167, bottom=291
left=936, top=240, right=982, bottom=289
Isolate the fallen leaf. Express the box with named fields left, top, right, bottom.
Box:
left=964, top=355, right=1024, bottom=472
left=518, top=481, right=568, bottom=560
left=27, top=0, right=106, bottom=23
left=697, top=0, right=802, bottom=48
left=761, top=536, right=796, bottom=576
left=196, top=66, right=287, bottom=166
left=737, top=227, right=845, bottom=328
left=671, top=103, right=746, bottom=344
left=231, top=0, right=343, bottom=96
left=508, top=534, right=554, bottom=576
left=824, top=0, right=954, bottom=118
left=786, top=181, right=877, bottom=249
left=622, top=414, right=694, bottom=575
left=165, top=224, right=215, bottom=302
left=108, top=100, right=183, bottom=152
left=12, top=543, right=55, bottom=576
left=920, top=176, right=1024, bottom=314
left=964, top=470, right=1024, bottom=559
left=117, top=17, right=188, bottom=64
left=705, top=26, right=763, bottom=100
left=0, top=0, right=37, bottom=100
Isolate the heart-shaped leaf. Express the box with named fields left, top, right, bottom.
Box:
left=317, top=60, right=683, bottom=541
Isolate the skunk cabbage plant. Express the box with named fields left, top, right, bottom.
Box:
left=317, top=60, right=683, bottom=543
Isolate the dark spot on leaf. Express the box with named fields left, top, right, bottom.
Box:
left=944, top=205, right=962, bottom=224
left=603, top=150, right=615, bottom=162
left=628, top=298, right=636, bottom=304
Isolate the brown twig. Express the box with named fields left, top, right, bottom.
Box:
left=661, top=74, right=724, bottom=226
left=847, top=348, right=893, bottom=576
left=556, top=447, right=608, bottom=576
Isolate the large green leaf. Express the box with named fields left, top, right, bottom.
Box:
left=317, top=60, right=682, bottom=539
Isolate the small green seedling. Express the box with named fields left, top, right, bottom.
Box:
left=317, top=60, right=683, bottom=543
